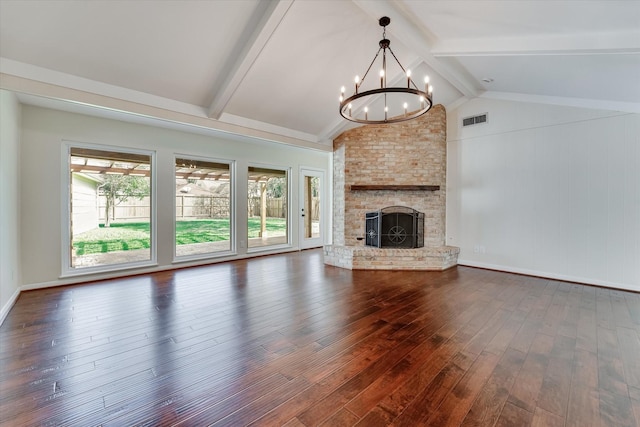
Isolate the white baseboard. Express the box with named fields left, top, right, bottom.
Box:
left=457, top=259, right=640, bottom=293
left=0, top=287, right=20, bottom=326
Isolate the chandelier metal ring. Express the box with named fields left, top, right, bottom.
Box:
left=340, top=88, right=432, bottom=125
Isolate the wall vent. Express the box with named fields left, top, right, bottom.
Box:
left=462, top=113, right=488, bottom=127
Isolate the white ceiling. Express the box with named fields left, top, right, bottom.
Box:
left=1, top=0, right=639, bottom=150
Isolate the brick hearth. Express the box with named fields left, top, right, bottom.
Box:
left=324, top=104, right=459, bottom=270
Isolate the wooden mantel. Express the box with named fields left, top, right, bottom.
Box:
left=350, top=185, right=440, bottom=191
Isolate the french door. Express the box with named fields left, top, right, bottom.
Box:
left=298, top=168, right=324, bottom=249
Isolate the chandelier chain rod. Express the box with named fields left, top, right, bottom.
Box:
left=358, top=47, right=384, bottom=92
left=386, top=47, right=419, bottom=91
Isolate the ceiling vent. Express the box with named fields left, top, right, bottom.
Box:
left=462, top=113, right=488, bottom=127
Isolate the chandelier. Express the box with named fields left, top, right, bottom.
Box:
left=339, top=16, right=433, bottom=124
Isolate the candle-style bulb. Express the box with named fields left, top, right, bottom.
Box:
left=339, top=95, right=343, bottom=102
left=428, top=85, right=433, bottom=94
left=380, top=69, right=385, bottom=88
left=407, top=69, right=412, bottom=88
left=364, top=106, right=368, bottom=120
left=424, top=76, right=430, bottom=84
left=355, top=75, right=360, bottom=84
left=341, top=86, right=345, bottom=94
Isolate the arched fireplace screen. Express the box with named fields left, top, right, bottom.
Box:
left=365, top=206, right=424, bottom=248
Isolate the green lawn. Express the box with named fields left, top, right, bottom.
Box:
left=247, top=217, right=286, bottom=238
left=73, top=218, right=286, bottom=256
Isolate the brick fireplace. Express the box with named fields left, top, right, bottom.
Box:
left=324, top=104, right=459, bottom=270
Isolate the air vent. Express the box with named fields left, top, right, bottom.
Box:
left=462, top=113, right=488, bottom=127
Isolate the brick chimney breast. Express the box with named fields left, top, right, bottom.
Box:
left=324, top=105, right=459, bottom=270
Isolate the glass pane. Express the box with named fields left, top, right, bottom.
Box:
left=69, top=147, right=151, bottom=269
left=175, top=157, right=231, bottom=257
left=248, top=167, right=288, bottom=248
left=304, top=176, right=320, bottom=239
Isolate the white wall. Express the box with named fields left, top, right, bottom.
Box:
left=447, top=98, right=640, bottom=291
left=71, top=174, right=99, bottom=234
left=0, top=90, right=21, bottom=320
left=20, top=105, right=330, bottom=288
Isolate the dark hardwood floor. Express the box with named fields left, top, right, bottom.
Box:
left=1, top=249, right=639, bottom=426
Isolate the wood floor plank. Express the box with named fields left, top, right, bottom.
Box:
left=1, top=249, right=639, bottom=426
left=460, top=347, right=527, bottom=427
left=616, top=326, right=640, bottom=389
left=506, top=333, right=555, bottom=413
left=531, top=406, right=564, bottom=427
left=566, top=385, right=600, bottom=427
left=596, top=288, right=616, bottom=330
left=576, top=306, right=598, bottom=353
left=536, top=356, right=572, bottom=417
left=611, top=290, right=637, bottom=329
left=422, top=350, right=501, bottom=426
left=365, top=304, right=498, bottom=423
left=494, top=401, right=534, bottom=427
left=295, top=326, right=432, bottom=426
left=623, top=292, right=640, bottom=326
left=599, top=388, right=637, bottom=427
left=535, top=334, right=575, bottom=418
left=343, top=325, right=453, bottom=417
left=597, top=325, right=629, bottom=396
left=572, top=348, right=599, bottom=389
left=556, top=287, right=581, bottom=340
left=629, top=386, right=640, bottom=427
left=390, top=350, right=477, bottom=427
left=318, top=407, right=360, bottom=427
left=250, top=321, right=429, bottom=426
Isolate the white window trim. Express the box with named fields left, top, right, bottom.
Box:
left=246, top=163, right=292, bottom=254
left=172, top=154, right=237, bottom=263
left=60, top=141, right=157, bottom=278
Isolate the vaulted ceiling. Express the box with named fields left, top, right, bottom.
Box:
left=1, top=0, right=639, bottom=151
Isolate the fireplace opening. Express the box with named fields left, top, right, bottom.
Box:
left=365, top=206, right=424, bottom=248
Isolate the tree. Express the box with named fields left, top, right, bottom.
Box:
left=266, top=177, right=286, bottom=198
left=98, top=175, right=150, bottom=227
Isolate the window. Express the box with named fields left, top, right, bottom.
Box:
left=175, top=157, right=233, bottom=258
left=66, top=145, right=154, bottom=273
left=247, top=166, right=288, bottom=249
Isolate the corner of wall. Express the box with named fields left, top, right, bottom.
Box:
left=0, top=90, right=22, bottom=324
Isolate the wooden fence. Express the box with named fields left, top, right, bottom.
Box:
left=98, top=195, right=317, bottom=222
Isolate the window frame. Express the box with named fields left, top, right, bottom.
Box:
left=61, top=141, right=157, bottom=277
left=173, top=154, right=236, bottom=262
left=246, top=163, right=291, bottom=253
